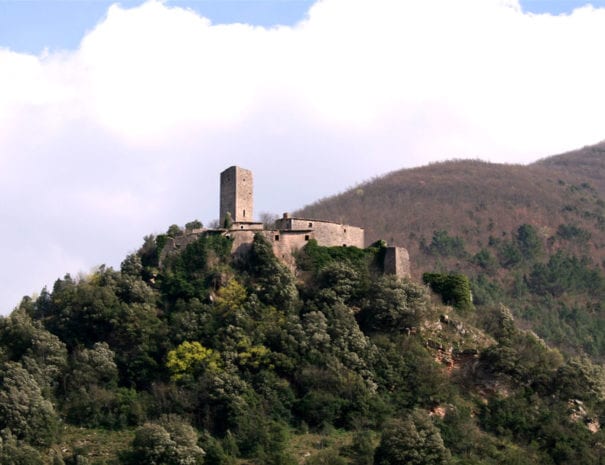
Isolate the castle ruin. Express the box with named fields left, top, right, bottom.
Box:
left=163, top=166, right=410, bottom=277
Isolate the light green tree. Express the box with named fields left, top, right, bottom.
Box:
left=166, top=341, right=219, bottom=381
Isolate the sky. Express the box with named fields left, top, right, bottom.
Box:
left=1, top=0, right=605, bottom=314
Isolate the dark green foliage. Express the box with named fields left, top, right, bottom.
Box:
left=515, top=224, right=542, bottom=260
left=0, top=309, right=67, bottom=396
left=0, top=362, right=59, bottom=447
left=359, top=277, right=430, bottom=332
left=138, top=235, right=161, bottom=274
left=0, top=430, right=44, bottom=465
left=437, top=404, right=478, bottom=457
left=199, top=434, right=237, bottom=465
left=223, top=212, right=233, bottom=229
left=425, top=230, right=466, bottom=258
left=526, top=251, right=604, bottom=297
left=241, top=234, right=298, bottom=310
left=480, top=392, right=602, bottom=465
left=159, top=234, right=232, bottom=303
left=4, top=222, right=605, bottom=464
left=469, top=274, right=503, bottom=306
left=185, top=220, right=203, bottom=231
left=316, top=262, right=362, bottom=305
left=553, top=356, right=605, bottom=403
left=472, top=248, right=497, bottom=274
left=166, top=224, right=184, bottom=237
left=297, top=239, right=377, bottom=277
left=422, top=273, right=474, bottom=313
left=497, top=240, right=522, bottom=269
left=374, top=410, right=451, bottom=465
left=121, top=415, right=204, bottom=465
left=234, top=415, right=295, bottom=465
left=346, top=429, right=375, bottom=465
left=479, top=305, right=563, bottom=392
left=372, top=336, right=451, bottom=410
left=557, top=223, right=591, bottom=242
left=62, top=343, right=146, bottom=428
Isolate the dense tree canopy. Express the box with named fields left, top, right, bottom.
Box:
left=0, top=231, right=602, bottom=464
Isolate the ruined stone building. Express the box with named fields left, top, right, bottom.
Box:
left=163, top=166, right=410, bottom=277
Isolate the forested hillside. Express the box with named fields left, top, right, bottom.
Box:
left=1, top=228, right=605, bottom=464
left=297, top=142, right=605, bottom=358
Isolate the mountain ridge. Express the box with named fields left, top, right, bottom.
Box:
left=297, top=142, right=605, bottom=272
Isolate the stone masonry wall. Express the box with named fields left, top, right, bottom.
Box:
left=274, top=217, right=365, bottom=248
left=160, top=229, right=409, bottom=278
left=229, top=229, right=308, bottom=272
left=220, top=166, right=253, bottom=223
left=383, top=247, right=411, bottom=278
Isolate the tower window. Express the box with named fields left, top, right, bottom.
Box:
left=243, top=209, right=246, bottom=217
left=305, top=235, right=310, bottom=241
left=308, top=222, right=313, bottom=228
left=275, top=235, right=280, bottom=241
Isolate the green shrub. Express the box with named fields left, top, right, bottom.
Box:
left=422, top=273, right=474, bottom=314
left=425, top=230, right=467, bottom=258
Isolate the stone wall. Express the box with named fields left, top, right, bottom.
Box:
left=160, top=229, right=410, bottom=278
left=274, top=217, right=365, bottom=248
left=220, top=166, right=253, bottom=223
left=228, top=229, right=308, bottom=272
left=230, top=222, right=264, bottom=231
left=383, top=246, right=411, bottom=278
left=267, top=230, right=310, bottom=271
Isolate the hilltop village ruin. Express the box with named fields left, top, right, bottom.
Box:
left=162, top=166, right=410, bottom=277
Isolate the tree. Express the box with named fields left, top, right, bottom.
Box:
left=62, top=342, right=138, bottom=428
left=0, top=309, right=68, bottom=396
left=359, top=276, right=430, bottom=332
left=223, top=212, right=233, bottom=229
left=166, top=341, right=219, bottom=381
left=374, top=410, right=451, bottom=465
left=349, top=429, right=375, bottom=465
left=0, top=362, right=59, bottom=447
left=122, top=416, right=204, bottom=465
left=515, top=224, right=542, bottom=260
left=185, top=220, right=203, bottom=231
left=259, top=212, right=278, bottom=229
left=422, top=273, right=474, bottom=314
left=215, top=279, right=247, bottom=313
left=243, top=234, right=298, bottom=310
left=316, top=262, right=361, bottom=305
left=427, top=230, right=466, bottom=258
left=0, top=429, right=44, bottom=465
left=166, top=224, right=184, bottom=237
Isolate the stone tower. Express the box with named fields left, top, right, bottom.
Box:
left=220, top=166, right=253, bottom=224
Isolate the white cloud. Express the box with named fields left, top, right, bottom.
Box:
left=1, top=0, right=605, bottom=312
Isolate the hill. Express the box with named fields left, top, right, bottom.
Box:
left=297, top=142, right=605, bottom=269
left=296, top=142, right=605, bottom=357
left=2, top=229, right=605, bottom=464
